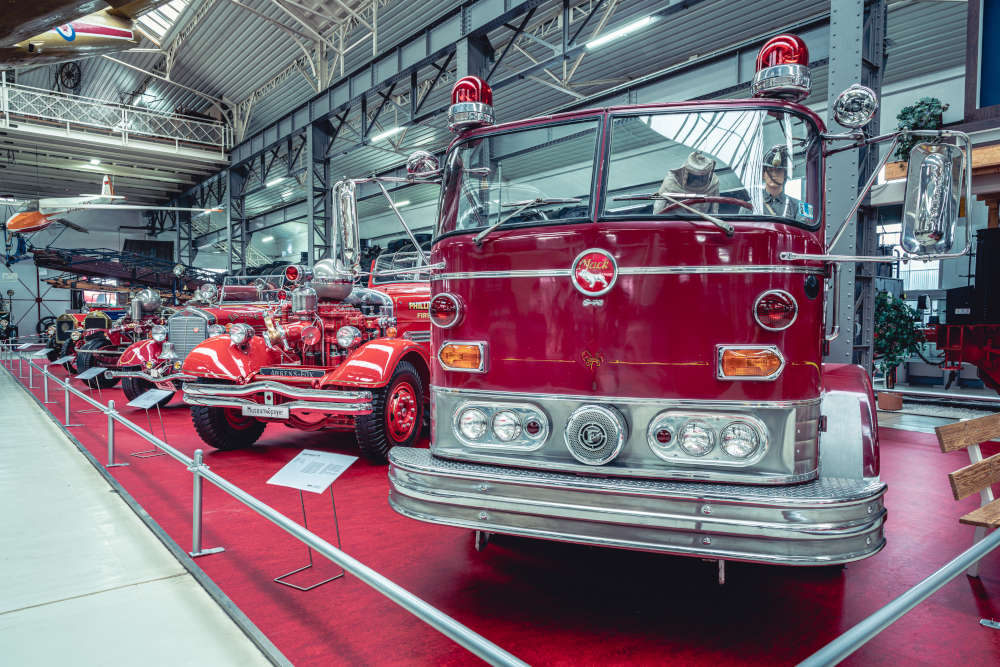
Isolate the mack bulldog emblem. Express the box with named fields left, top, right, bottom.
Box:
left=572, top=248, right=617, bottom=297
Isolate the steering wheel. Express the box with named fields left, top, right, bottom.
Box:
left=657, top=195, right=754, bottom=213
left=37, top=315, right=56, bottom=335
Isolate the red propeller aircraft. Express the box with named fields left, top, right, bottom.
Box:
left=2, top=175, right=221, bottom=234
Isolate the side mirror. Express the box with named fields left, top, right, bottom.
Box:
left=333, top=179, right=361, bottom=275
left=406, top=150, right=440, bottom=179
left=901, top=142, right=964, bottom=255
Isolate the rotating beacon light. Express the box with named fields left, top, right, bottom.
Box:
left=448, top=76, right=495, bottom=132
left=751, top=34, right=811, bottom=102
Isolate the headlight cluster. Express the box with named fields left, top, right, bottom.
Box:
left=454, top=403, right=548, bottom=450
left=150, top=324, right=167, bottom=342
left=229, top=323, right=254, bottom=346
left=647, top=412, right=766, bottom=465
left=207, top=324, right=226, bottom=337
left=70, top=330, right=82, bottom=341
left=336, top=325, right=362, bottom=349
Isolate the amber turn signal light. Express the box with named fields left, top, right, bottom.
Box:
left=439, top=342, right=486, bottom=372
left=718, top=346, right=783, bottom=379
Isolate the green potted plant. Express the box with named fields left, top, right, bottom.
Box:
left=874, top=291, right=926, bottom=386
left=894, top=97, right=949, bottom=162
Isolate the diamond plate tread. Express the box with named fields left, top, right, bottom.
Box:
left=390, top=447, right=886, bottom=504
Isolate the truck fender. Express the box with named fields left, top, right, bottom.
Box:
left=819, top=363, right=879, bottom=479
left=119, top=339, right=162, bottom=367
left=320, top=338, right=428, bottom=390
left=182, top=336, right=282, bottom=383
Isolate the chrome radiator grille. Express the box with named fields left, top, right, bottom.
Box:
left=168, top=314, right=208, bottom=359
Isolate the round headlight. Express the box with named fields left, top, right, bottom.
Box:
left=150, top=324, right=167, bottom=342
left=229, top=323, right=252, bottom=346
left=46, top=325, right=55, bottom=335
left=207, top=324, right=226, bottom=337
left=492, top=410, right=522, bottom=442
left=0, top=319, right=7, bottom=327
left=336, top=325, right=362, bottom=348
left=199, top=283, right=219, bottom=302
left=720, top=421, right=762, bottom=458
left=70, top=330, right=82, bottom=341
left=833, top=84, right=878, bottom=129
left=678, top=421, right=715, bottom=457
left=458, top=408, right=488, bottom=440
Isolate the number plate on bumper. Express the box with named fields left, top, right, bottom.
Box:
left=242, top=404, right=289, bottom=419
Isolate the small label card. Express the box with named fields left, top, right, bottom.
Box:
left=75, top=366, right=107, bottom=381
left=128, top=388, right=174, bottom=409
left=53, top=355, right=75, bottom=365
left=267, top=449, right=358, bottom=494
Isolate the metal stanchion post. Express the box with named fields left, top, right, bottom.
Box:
left=106, top=400, right=127, bottom=468
left=27, top=361, right=34, bottom=388
left=188, top=449, right=224, bottom=558
left=43, top=366, right=55, bottom=404
left=18, top=352, right=23, bottom=377
left=63, top=383, right=80, bottom=427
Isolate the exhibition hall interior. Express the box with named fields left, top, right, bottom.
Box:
left=4, top=0, right=1000, bottom=664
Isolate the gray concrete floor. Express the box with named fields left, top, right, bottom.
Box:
left=0, top=365, right=272, bottom=666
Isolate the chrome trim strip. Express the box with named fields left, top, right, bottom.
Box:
left=183, top=394, right=372, bottom=415
left=183, top=381, right=371, bottom=402
left=429, top=385, right=819, bottom=409
left=107, top=369, right=194, bottom=383
left=435, top=265, right=825, bottom=280
left=716, top=344, right=785, bottom=382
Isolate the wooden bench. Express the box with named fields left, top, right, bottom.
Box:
left=936, top=412, right=1000, bottom=577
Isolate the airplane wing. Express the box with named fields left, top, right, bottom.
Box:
left=0, top=0, right=131, bottom=48
left=67, top=204, right=224, bottom=212
left=53, top=218, right=89, bottom=233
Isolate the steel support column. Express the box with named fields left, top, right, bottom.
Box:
left=227, top=168, right=248, bottom=274
left=175, top=194, right=195, bottom=266
left=307, top=120, right=332, bottom=266
left=455, top=34, right=492, bottom=81
left=824, top=0, right=886, bottom=369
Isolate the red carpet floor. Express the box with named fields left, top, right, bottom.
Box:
left=7, top=360, right=1000, bottom=665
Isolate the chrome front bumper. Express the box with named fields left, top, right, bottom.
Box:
left=183, top=381, right=373, bottom=416
left=388, top=447, right=887, bottom=565
left=107, top=368, right=195, bottom=383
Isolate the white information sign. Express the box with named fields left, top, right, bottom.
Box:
left=127, top=388, right=174, bottom=409
left=31, top=349, right=53, bottom=358
left=17, top=343, right=33, bottom=350
left=53, top=355, right=75, bottom=365
left=75, top=366, right=107, bottom=381
left=267, top=449, right=357, bottom=494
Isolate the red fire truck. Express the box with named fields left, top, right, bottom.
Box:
left=180, top=181, right=433, bottom=462
left=386, top=35, right=972, bottom=566
left=107, top=279, right=278, bottom=406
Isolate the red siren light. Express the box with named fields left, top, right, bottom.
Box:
left=751, top=34, right=811, bottom=102
left=448, top=76, right=495, bottom=132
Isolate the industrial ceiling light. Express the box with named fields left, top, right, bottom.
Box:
left=262, top=235, right=275, bottom=242
left=586, top=16, right=656, bottom=50
left=393, top=200, right=410, bottom=208
left=370, top=126, right=406, bottom=142
left=89, top=158, right=101, bottom=165
left=265, top=177, right=285, bottom=188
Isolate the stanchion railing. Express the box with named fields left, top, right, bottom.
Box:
left=3, top=346, right=526, bottom=667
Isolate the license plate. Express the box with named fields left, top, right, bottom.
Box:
left=242, top=404, right=289, bottom=419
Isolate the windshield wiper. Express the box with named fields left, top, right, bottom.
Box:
left=474, top=197, right=582, bottom=246
left=612, top=192, right=735, bottom=236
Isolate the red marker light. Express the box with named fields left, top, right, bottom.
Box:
left=302, top=326, right=321, bottom=346
left=284, top=265, right=301, bottom=283
left=430, top=293, right=462, bottom=329
left=754, top=290, right=798, bottom=331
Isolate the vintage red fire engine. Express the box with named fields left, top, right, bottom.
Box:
left=108, top=279, right=277, bottom=406
left=386, top=35, right=972, bottom=565
left=181, top=219, right=432, bottom=462
left=49, top=291, right=169, bottom=388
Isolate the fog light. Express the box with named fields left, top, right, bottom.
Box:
left=720, top=421, right=761, bottom=458
left=492, top=410, right=521, bottom=442
left=229, top=323, right=253, bottom=346
left=151, top=324, right=167, bottom=342
left=336, top=325, right=362, bottom=349
left=678, top=421, right=715, bottom=457
left=458, top=408, right=488, bottom=440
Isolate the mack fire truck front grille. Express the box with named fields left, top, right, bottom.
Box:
left=168, top=314, right=208, bottom=359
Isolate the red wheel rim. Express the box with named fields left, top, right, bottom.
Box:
left=386, top=380, right=418, bottom=442
left=224, top=408, right=256, bottom=430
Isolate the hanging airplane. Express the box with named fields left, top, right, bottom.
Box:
left=0, top=0, right=170, bottom=67
left=2, top=175, right=221, bottom=234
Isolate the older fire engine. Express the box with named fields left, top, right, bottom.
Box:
left=180, top=180, right=432, bottom=462
left=386, top=35, right=972, bottom=565
left=107, top=279, right=279, bottom=406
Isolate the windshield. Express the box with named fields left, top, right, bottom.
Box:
left=218, top=273, right=287, bottom=304
left=604, top=109, right=821, bottom=227
left=439, top=118, right=601, bottom=235
left=371, top=251, right=431, bottom=285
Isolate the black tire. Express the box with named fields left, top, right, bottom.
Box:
left=45, top=337, right=61, bottom=362
left=60, top=339, right=78, bottom=374
left=122, top=376, right=173, bottom=407
left=76, top=338, right=121, bottom=389
left=354, top=360, right=424, bottom=464
left=191, top=404, right=266, bottom=451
